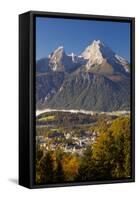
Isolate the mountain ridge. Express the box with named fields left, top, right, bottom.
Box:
left=36, top=40, right=130, bottom=112
left=36, top=40, right=129, bottom=74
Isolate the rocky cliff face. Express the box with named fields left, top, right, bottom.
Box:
left=36, top=40, right=130, bottom=112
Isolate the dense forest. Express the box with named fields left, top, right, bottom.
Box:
left=36, top=114, right=131, bottom=184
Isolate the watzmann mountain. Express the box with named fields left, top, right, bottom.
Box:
left=36, top=40, right=130, bottom=112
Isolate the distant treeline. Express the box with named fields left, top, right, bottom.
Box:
left=36, top=111, right=117, bottom=127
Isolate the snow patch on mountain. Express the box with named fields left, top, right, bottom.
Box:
left=81, top=40, right=129, bottom=73
left=36, top=40, right=129, bottom=74
left=115, top=54, right=130, bottom=72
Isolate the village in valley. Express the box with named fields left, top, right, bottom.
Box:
left=36, top=128, right=99, bottom=156
left=36, top=110, right=120, bottom=156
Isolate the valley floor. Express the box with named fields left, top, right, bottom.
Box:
left=35, top=111, right=131, bottom=184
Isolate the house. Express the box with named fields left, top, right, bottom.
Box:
left=48, top=131, right=64, bottom=138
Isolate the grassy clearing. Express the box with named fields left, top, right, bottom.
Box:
left=38, top=115, right=55, bottom=122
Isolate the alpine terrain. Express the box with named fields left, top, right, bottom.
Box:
left=36, top=40, right=130, bottom=112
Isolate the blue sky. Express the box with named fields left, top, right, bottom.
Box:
left=36, top=17, right=130, bottom=62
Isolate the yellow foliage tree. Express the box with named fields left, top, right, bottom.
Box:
left=92, top=116, right=131, bottom=179
left=61, top=155, right=80, bottom=181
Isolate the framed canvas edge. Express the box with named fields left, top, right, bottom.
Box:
left=20, top=11, right=135, bottom=189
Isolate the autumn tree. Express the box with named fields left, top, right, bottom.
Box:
left=77, top=145, right=97, bottom=181
left=61, top=154, right=80, bottom=181
left=108, top=116, right=131, bottom=178
left=39, top=151, right=54, bottom=183
left=92, top=116, right=131, bottom=179
left=78, top=116, right=131, bottom=181
left=36, top=145, right=43, bottom=184
left=54, top=148, right=64, bottom=182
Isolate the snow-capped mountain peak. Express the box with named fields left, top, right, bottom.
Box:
left=81, top=40, right=129, bottom=73
left=81, top=40, right=106, bottom=67
left=48, top=46, right=86, bottom=72
left=81, top=40, right=111, bottom=60
left=48, top=46, right=66, bottom=71
left=55, top=45, right=64, bottom=52
left=93, top=39, right=103, bottom=45
left=48, top=45, right=65, bottom=59
left=36, top=40, right=129, bottom=74
left=51, top=46, right=65, bottom=56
